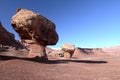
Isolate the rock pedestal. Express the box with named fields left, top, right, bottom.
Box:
left=28, top=44, right=48, bottom=60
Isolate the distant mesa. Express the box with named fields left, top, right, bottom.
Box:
left=47, top=44, right=120, bottom=59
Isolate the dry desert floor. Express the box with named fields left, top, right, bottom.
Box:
left=0, top=55, right=120, bottom=80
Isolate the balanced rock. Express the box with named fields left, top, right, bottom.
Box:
left=61, top=43, right=75, bottom=58
left=11, top=8, right=58, bottom=61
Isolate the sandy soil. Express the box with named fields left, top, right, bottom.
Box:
left=0, top=55, right=120, bottom=80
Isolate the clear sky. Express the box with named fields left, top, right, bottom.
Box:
left=0, top=0, right=120, bottom=48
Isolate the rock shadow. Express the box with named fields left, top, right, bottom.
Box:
left=0, top=55, right=108, bottom=64
left=45, top=59, right=108, bottom=64
left=0, top=55, right=47, bottom=62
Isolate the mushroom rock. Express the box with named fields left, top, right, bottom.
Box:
left=61, top=43, right=75, bottom=58
left=11, top=9, right=58, bottom=61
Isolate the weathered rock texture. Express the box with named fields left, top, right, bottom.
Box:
left=11, top=9, right=58, bottom=61
left=0, top=22, right=23, bottom=51
left=61, top=43, right=75, bottom=58
left=72, top=48, right=104, bottom=58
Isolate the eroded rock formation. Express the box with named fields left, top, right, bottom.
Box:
left=0, top=22, right=23, bottom=51
left=61, top=43, right=75, bottom=58
left=11, top=9, right=58, bottom=61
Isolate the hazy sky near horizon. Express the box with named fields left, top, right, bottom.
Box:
left=0, top=0, right=120, bottom=48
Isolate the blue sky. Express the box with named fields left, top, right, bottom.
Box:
left=0, top=0, right=120, bottom=48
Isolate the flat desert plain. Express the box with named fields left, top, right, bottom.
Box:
left=0, top=55, right=120, bottom=80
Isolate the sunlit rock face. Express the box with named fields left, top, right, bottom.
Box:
left=11, top=8, right=58, bottom=61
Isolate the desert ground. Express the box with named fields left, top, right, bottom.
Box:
left=0, top=53, right=120, bottom=80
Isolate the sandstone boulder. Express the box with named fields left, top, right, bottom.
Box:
left=11, top=9, right=58, bottom=61
left=61, top=43, right=75, bottom=58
